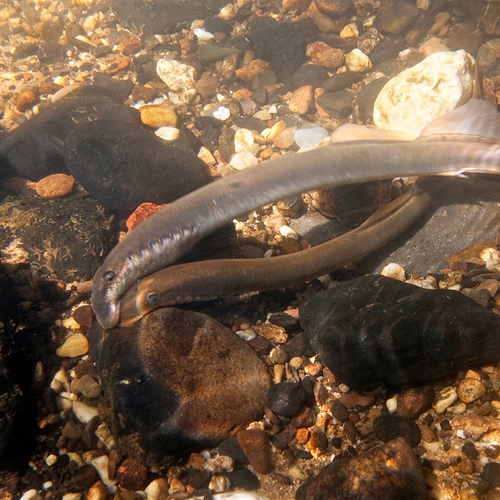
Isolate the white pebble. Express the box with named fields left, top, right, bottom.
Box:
left=20, top=489, right=38, bottom=500
left=156, top=59, right=196, bottom=92
left=374, top=50, right=475, bottom=135
left=213, top=106, right=230, bottom=121
left=294, top=127, right=329, bottom=151
left=234, top=128, right=254, bottom=152
left=209, top=475, right=231, bottom=493
left=91, top=455, right=117, bottom=492
left=381, top=263, right=405, bottom=281
left=42, top=481, right=53, bottom=490
left=345, top=48, right=372, bottom=72
left=386, top=395, right=398, bottom=414
left=95, top=423, right=116, bottom=450
left=56, top=395, right=73, bottom=411
left=145, top=478, right=169, bottom=500
left=72, top=401, right=99, bottom=423
left=279, top=225, right=299, bottom=240
left=433, top=386, right=458, bottom=414
left=155, top=126, right=180, bottom=141
left=235, top=329, right=256, bottom=341
left=62, top=494, right=81, bottom=500
left=194, top=28, right=214, bottom=41
left=230, top=150, right=258, bottom=170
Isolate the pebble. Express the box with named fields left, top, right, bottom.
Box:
left=237, top=429, right=272, bottom=474
left=297, top=438, right=426, bottom=499
left=36, top=173, right=75, bottom=198
left=375, top=1, right=418, bottom=35
left=72, top=401, right=99, bottom=424
left=234, top=128, right=254, bottom=153
left=195, top=73, right=220, bottom=99
left=74, top=375, right=101, bottom=399
left=291, top=64, right=329, bottom=90
left=397, top=386, right=435, bottom=419
left=340, top=23, right=359, bottom=39
left=139, top=103, right=178, bottom=128
left=374, top=50, right=475, bottom=135
left=144, top=478, right=169, bottom=500
left=345, top=49, right=372, bottom=72
left=95, top=423, right=115, bottom=450
left=253, top=324, right=288, bottom=343
left=433, top=387, right=458, bottom=414
left=420, top=425, right=439, bottom=443
left=316, top=90, right=355, bottom=119
left=156, top=58, right=196, bottom=93
left=155, top=126, right=180, bottom=141
left=294, top=127, right=329, bottom=151
left=373, top=415, right=422, bottom=447
left=197, top=45, right=241, bottom=62
left=116, top=457, right=148, bottom=491
left=230, top=150, right=259, bottom=170
left=289, top=85, right=314, bottom=114
left=290, top=406, right=316, bottom=428
left=56, top=333, right=89, bottom=358
left=457, top=377, right=487, bottom=403
left=267, top=381, right=306, bottom=418
left=87, top=481, right=108, bottom=500
left=235, top=59, right=272, bottom=82
left=482, top=462, right=500, bottom=488
left=386, top=396, right=398, bottom=414
left=274, top=127, right=296, bottom=149
left=381, top=262, right=405, bottom=281
left=17, top=90, right=38, bottom=112
left=209, top=475, right=231, bottom=493
left=306, top=41, right=344, bottom=69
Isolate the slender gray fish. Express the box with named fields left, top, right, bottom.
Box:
left=118, top=179, right=437, bottom=326
left=92, top=100, right=500, bottom=329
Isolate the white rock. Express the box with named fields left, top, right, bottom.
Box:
left=253, top=109, right=272, bottom=121
left=433, top=386, right=458, bottom=414
left=294, top=127, right=329, bottom=151
left=194, top=28, right=214, bottom=41
left=381, top=263, right=405, bottom=281
left=386, top=395, right=398, bottom=414
left=279, top=225, right=299, bottom=240
left=213, top=105, right=231, bottom=120
left=230, top=150, right=258, bottom=170
left=374, top=50, right=476, bottom=135
left=56, top=395, right=73, bottom=411
left=155, top=127, right=180, bottom=141
left=72, top=400, right=99, bottom=423
left=20, top=489, right=38, bottom=500
left=340, top=23, right=359, bottom=39
left=91, top=455, right=117, bottom=492
left=345, top=48, right=372, bottom=72
left=219, top=3, right=237, bottom=20
left=95, top=422, right=116, bottom=450
left=236, top=329, right=257, bottom=341
left=62, top=493, right=81, bottom=500
left=156, top=58, right=196, bottom=92
left=209, top=475, right=231, bottom=493
left=145, top=478, right=170, bottom=500
left=234, top=128, right=254, bottom=152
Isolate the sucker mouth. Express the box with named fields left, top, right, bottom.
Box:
left=93, top=299, right=121, bottom=330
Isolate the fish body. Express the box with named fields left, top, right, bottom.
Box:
left=92, top=101, right=500, bottom=329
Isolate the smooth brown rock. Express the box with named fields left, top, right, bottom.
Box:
left=93, top=307, right=271, bottom=461
left=397, top=386, right=435, bottom=419
left=295, top=438, right=426, bottom=499
left=289, top=85, right=314, bottom=114
left=237, top=429, right=272, bottom=474
left=36, top=173, right=75, bottom=198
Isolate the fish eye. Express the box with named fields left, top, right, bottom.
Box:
left=145, top=293, right=159, bottom=305
left=102, top=270, right=115, bottom=283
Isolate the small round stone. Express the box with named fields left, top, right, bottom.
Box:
left=56, top=333, right=89, bottom=358
left=36, top=174, right=75, bottom=198
left=433, top=387, right=458, bottom=413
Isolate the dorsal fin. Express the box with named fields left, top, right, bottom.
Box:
left=419, top=100, right=500, bottom=139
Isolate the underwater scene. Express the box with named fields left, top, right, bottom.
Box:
left=3, top=0, right=500, bottom=498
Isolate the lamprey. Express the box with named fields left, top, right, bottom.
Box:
left=119, top=179, right=437, bottom=326
left=92, top=101, right=500, bottom=329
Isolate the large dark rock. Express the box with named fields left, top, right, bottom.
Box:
left=0, top=78, right=135, bottom=182
left=92, top=307, right=271, bottom=463
left=0, top=194, right=115, bottom=281
left=249, top=17, right=319, bottom=84
left=296, top=438, right=427, bottom=500
left=64, top=119, right=212, bottom=213
left=300, top=275, right=500, bottom=390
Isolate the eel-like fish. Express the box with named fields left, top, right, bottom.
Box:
left=118, top=178, right=438, bottom=326
left=92, top=100, right=500, bottom=329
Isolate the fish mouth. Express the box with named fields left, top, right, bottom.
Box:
left=93, top=298, right=121, bottom=330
